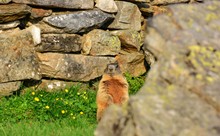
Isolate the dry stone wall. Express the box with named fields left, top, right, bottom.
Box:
left=1, top=0, right=176, bottom=96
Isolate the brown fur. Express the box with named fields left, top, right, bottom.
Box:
left=96, top=64, right=129, bottom=122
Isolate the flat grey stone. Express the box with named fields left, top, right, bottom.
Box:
left=43, top=9, right=114, bottom=33
left=36, top=34, right=81, bottom=53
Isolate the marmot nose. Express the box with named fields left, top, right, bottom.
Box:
left=109, top=68, right=113, bottom=72
left=109, top=65, right=114, bottom=71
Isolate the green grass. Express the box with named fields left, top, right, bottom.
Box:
left=0, top=74, right=145, bottom=136
left=0, top=119, right=96, bottom=136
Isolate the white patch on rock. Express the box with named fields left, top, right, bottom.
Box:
left=31, top=72, right=35, bottom=77
left=54, top=81, right=61, bottom=87
left=48, top=84, right=53, bottom=89
left=28, top=25, right=41, bottom=45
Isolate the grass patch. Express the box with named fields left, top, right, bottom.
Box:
left=0, top=119, right=96, bottom=136
left=0, top=74, right=145, bottom=136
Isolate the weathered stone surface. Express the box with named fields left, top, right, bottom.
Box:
left=0, top=21, right=20, bottom=30
left=82, top=29, right=121, bottom=56
left=33, top=21, right=65, bottom=34
left=150, top=0, right=189, bottom=5
left=43, top=9, right=114, bottom=34
left=136, top=3, right=169, bottom=17
left=0, top=26, right=41, bottom=83
left=0, top=81, right=21, bottom=97
left=0, top=0, right=11, bottom=4
left=127, top=0, right=151, bottom=2
left=116, top=52, right=146, bottom=77
left=0, top=3, right=31, bottom=23
left=95, top=0, right=118, bottom=13
left=12, top=0, right=94, bottom=9
left=34, top=80, right=79, bottom=92
left=111, top=30, right=142, bottom=52
left=96, top=1, right=220, bottom=136
left=30, top=8, right=52, bottom=19
left=143, top=49, right=156, bottom=66
left=36, top=34, right=81, bottom=53
left=37, top=53, right=116, bottom=81
left=108, top=1, right=141, bottom=31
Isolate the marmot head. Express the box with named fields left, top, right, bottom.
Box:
left=104, top=63, right=121, bottom=76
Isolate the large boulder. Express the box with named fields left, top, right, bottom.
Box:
left=36, top=34, right=81, bottom=53
left=116, top=52, right=146, bottom=77
left=0, top=3, right=31, bottom=23
left=12, top=0, right=94, bottom=9
left=0, top=26, right=41, bottom=83
left=111, top=30, right=143, bottom=52
left=81, top=29, right=121, bottom=56
left=95, top=1, right=220, bottom=136
left=43, top=9, right=114, bottom=34
left=108, top=1, right=142, bottom=31
left=37, top=53, right=116, bottom=81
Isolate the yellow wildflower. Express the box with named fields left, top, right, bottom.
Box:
left=31, top=92, right=35, bottom=95
left=34, top=97, right=40, bottom=102
left=65, top=89, right=69, bottom=93
left=70, top=113, right=73, bottom=116
left=72, top=116, right=76, bottom=119
left=83, top=91, right=86, bottom=94
left=61, top=110, right=65, bottom=114
left=45, top=106, right=50, bottom=109
left=80, top=111, right=84, bottom=115
left=56, top=98, right=59, bottom=101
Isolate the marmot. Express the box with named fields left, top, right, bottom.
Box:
left=96, top=63, right=129, bottom=122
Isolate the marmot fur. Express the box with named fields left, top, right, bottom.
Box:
left=96, top=63, right=129, bottom=122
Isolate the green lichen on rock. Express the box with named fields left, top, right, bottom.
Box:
left=107, top=35, right=121, bottom=49
left=187, top=45, right=220, bottom=73
left=205, top=13, right=218, bottom=22
left=206, top=4, right=218, bottom=11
